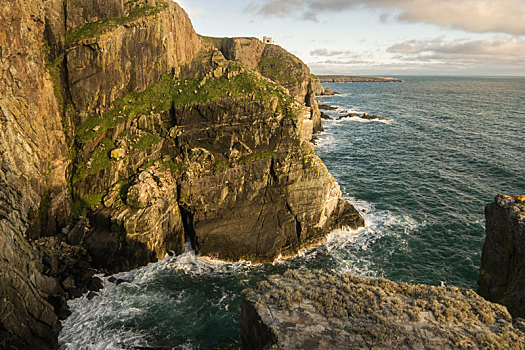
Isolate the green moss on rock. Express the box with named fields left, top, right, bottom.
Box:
left=72, top=138, right=114, bottom=183
left=76, top=61, right=296, bottom=145
left=66, top=1, right=169, bottom=45
left=239, top=150, right=276, bottom=165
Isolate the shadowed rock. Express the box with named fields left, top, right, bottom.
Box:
left=479, top=195, right=525, bottom=318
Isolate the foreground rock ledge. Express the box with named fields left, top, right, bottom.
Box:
left=241, top=270, right=525, bottom=350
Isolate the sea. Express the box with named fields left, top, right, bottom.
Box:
left=59, top=76, right=525, bottom=349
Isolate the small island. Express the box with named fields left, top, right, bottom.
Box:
left=317, top=75, right=402, bottom=83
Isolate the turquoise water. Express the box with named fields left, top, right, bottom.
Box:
left=59, top=76, right=525, bottom=349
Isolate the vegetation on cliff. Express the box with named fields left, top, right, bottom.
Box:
left=76, top=54, right=296, bottom=145
left=66, top=1, right=169, bottom=45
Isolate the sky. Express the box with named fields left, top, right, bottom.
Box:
left=177, top=0, right=525, bottom=76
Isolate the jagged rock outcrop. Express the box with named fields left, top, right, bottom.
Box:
left=205, top=37, right=323, bottom=133
left=71, top=47, right=363, bottom=268
left=69, top=164, right=185, bottom=271
left=241, top=270, right=525, bottom=350
left=0, top=0, right=363, bottom=346
left=311, top=74, right=324, bottom=96
left=479, top=195, right=525, bottom=318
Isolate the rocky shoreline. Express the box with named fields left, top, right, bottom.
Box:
left=0, top=0, right=523, bottom=348
left=0, top=0, right=363, bottom=347
left=242, top=195, right=525, bottom=349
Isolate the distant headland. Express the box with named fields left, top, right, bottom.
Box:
left=317, top=75, right=402, bottom=83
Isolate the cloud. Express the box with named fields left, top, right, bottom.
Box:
left=310, top=49, right=355, bottom=56
left=247, top=0, right=525, bottom=35
left=387, top=37, right=525, bottom=65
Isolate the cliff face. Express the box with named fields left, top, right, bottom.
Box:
left=0, top=0, right=202, bottom=346
left=65, top=0, right=201, bottom=121
left=0, top=0, right=70, bottom=347
left=70, top=47, right=363, bottom=270
left=478, top=195, right=525, bottom=318
left=242, top=270, right=525, bottom=350
left=0, top=0, right=363, bottom=345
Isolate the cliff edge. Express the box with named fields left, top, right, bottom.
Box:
left=479, top=194, right=525, bottom=318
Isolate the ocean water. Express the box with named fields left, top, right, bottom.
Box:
left=59, top=76, right=525, bottom=349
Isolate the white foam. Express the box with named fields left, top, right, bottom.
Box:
left=59, top=243, right=250, bottom=349
left=327, top=116, right=393, bottom=124
left=166, top=242, right=252, bottom=276
left=317, top=197, right=419, bottom=278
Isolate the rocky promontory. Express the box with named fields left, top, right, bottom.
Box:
left=479, top=195, right=525, bottom=318
left=241, top=270, right=525, bottom=349
left=317, top=75, right=402, bottom=83
left=0, top=0, right=363, bottom=346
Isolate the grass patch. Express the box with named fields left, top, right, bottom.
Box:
left=160, top=158, right=181, bottom=175
left=257, top=49, right=306, bottom=91
left=70, top=192, right=105, bottom=220
left=214, top=160, right=228, bottom=173
left=132, top=134, right=161, bottom=151
left=72, top=138, right=114, bottom=183
left=76, top=61, right=296, bottom=145
left=239, top=150, right=276, bottom=165
left=66, top=1, right=169, bottom=45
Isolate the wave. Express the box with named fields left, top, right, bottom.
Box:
left=325, top=116, right=393, bottom=125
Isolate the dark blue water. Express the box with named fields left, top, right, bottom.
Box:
left=59, top=76, right=525, bottom=349
left=316, top=76, right=524, bottom=288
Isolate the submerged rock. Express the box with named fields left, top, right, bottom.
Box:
left=320, top=112, right=332, bottom=120
left=479, top=195, right=525, bottom=318
left=318, top=104, right=338, bottom=111
left=321, top=87, right=339, bottom=96
left=241, top=270, right=525, bottom=350
left=338, top=112, right=389, bottom=121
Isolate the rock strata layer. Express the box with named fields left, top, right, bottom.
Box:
left=241, top=270, right=525, bottom=350
left=479, top=194, right=525, bottom=318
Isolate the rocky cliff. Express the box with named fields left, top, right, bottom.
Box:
left=0, top=0, right=363, bottom=347
left=0, top=0, right=71, bottom=347
left=479, top=195, right=525, bottom=319
left=70, top=45, right=362, bottom=271
left=241, top=270, right=525, bottom=349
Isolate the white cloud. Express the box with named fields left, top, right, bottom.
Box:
left=310, top=49, right=356, bottom=56
left=247, top=0, right=525, bottom=35
left=387, top=37, right=525, bottom=65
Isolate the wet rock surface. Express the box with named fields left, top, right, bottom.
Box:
left=242, top=270, right=525, bottom=350
left=479, top=195, right=525, bottom=318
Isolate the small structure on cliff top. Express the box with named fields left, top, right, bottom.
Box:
left=263, top=36, right=274, bottom=44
